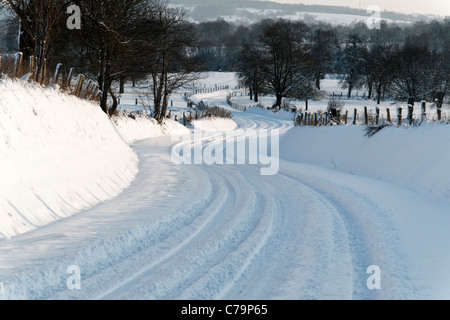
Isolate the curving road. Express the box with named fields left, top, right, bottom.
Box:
left=1, top=90, right=449, bottom=300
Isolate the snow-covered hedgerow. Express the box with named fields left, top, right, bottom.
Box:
left=0, top=79, right=139, bottom=239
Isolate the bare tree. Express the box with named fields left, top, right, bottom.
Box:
left=236, top=42, right=265, bottom=103
left=310, top=25, right=339, bottom=91
left=340, top=33, right=366, bottom=98
left=257, top=19, right=315, bottom=108
left=143, top=0, right=203, bottom=122
left=390, top=44, right=438, bottom=106
left=6, top=0, right=74, bottom=82
left=78, top=0, right=154, bottom=115
left=430, top=20, right=450, bottom=111
left=364, top=43, right=396, bottom=104
left=433, top=53, right=449, bottom=111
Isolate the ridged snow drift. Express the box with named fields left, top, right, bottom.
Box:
left=0, top=80, right=139, bottom=239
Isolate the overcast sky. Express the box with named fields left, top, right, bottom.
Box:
left=267, top=0, right=450, bottom=16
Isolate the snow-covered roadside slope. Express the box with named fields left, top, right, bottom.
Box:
left=0, top=80, right=139, bottom=239
left=112, top=115, right=191, bottom=144
left=280, top=124, right=450, bottom=204
left=191, top=117, right=237, bottom=132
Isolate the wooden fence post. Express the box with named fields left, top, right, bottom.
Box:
left=387, top=108, right=391, bottom=124
left=364, top=106, right=368, bottom=126
left=92, top=90, right=102, bottom=101
left=74, top=74, right=85, bottom=97
left=29, top=56, right=35, bottom=75
left=88, top=82, right=98, bottom=100
left=397, top=106, right=402, bottom=126
left=435, top=99, right=441, bottom=121
left=82, top=79, right=94, bottom=99
left=66, top=67, right=74, bottom=90
left=344, top=110, right=348, bottom=125
left=376, top=107, right=380, bottom=125
left=407, top=104, right=414, bottom=125
left=421, top=101, right=426, bottom=122
left=14, top=52, right=23, bottom=78
left=353, top=108, right=357, bottom=125
left=39, top=58, right=47, bottom=85
left=53, top=63, right=62, bottom=85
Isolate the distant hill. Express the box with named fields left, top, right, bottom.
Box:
left=170, top=0, right=438, bottom=25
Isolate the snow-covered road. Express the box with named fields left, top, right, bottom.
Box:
left=1, top=92, right=450, bottom=300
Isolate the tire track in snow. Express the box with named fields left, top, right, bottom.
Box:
left=94, top=169, right=238, bottom=300
left=100, top=166, right=267, bottom=299
left=207, top=165, right=355, bottom=300
left=48, top=165, right=222, bottom=300
left=52, top=109, right=290, bottom=300
left=175, top=167, right=277, bottom=300
left=0, top=86, right=422, bottom=300
left=276, top=163, right=415, bottom=299
left=0, top=141, right=215, bottom=300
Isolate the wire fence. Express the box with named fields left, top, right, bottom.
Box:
left=0, top=52, right=100, bottom=102
left=295, top=102, right=450, bottom=127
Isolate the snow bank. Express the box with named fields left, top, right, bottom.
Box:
left=244, top=106, right=295, bottom=121
left=191, top=118, right=237, bottom=132
left=0, top=80, right=138, bottom=239
left=112, top=115, right=191, bottom=144
left=280, top=124, right=450, bottom=203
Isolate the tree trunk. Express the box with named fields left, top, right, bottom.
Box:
left=275, top=93, right=283, bottom=108
left=119, top=77, right=125, bottom=94
left=315, top=77, right=321, bottom=91
left=108, top=88, right=118, bottom=117
left=100, top=52, right=113, bottom=114
left=160, top=70, right=169, bottom=123
left=376, top=83, right=382, bottom=104
left=100, top=89, right=109, bottom=114
left=152, top=71, right=163, bottom=120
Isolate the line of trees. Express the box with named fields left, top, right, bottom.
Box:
left=237, top=19, right=317, bottom=108
left=200, top=18, right=450, bottom=109
left=0, top=0, right=202, bottom=121
left=0, top=2, right=449, bottom=115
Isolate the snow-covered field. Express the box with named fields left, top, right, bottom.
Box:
left=1, top=73, right=450, bottom=300
left=220, top=10, right=401, bottom=26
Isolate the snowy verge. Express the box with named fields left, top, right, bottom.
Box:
left=0, top=76, right=236, bottom=240
left=191, top=117, right=238, bottom=132
left=243, top=106, right=295, bottom=122
left=112, top=115, right=191, bottom=144
left=0, top=80, right=139, bottom=239
left=280, top=123, right=450, bottom=203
